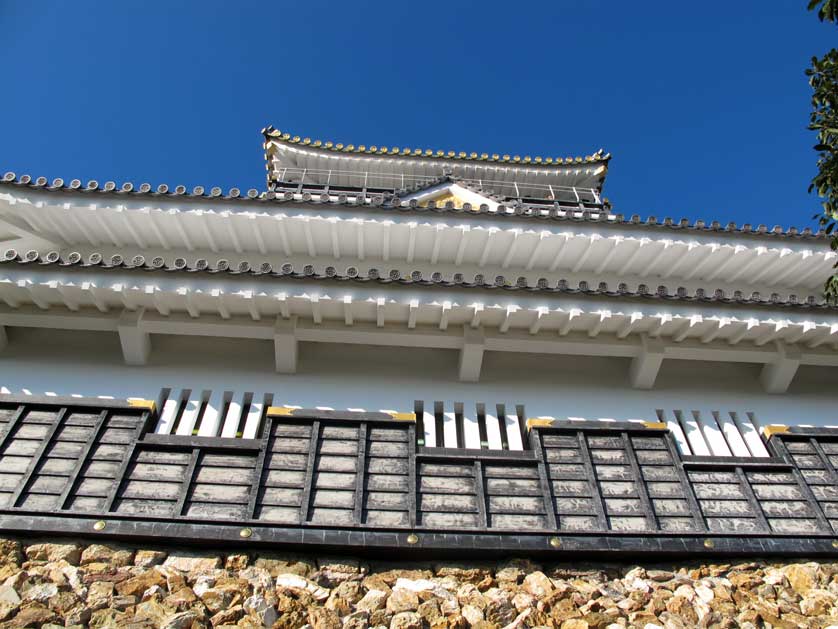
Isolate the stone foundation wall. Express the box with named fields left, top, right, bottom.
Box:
left=0, top=537, right=836, bottom=628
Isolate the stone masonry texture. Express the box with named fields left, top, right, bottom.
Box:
left=0, top=537, right=836, bottom=628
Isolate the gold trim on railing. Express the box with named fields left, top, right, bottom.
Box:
left=266, top=406, right=295, bottom=417
left=762, top=424, right=789, bottom=438
left=128, top=399, right=156, bottom=413
left=387, top=412, right=416, bottom=422
left=526, top=418, right=554, bottom=431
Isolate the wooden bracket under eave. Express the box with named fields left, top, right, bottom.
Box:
left=266, top=406, right=295, bottom=418
left=128, top=399, right=156, bottom=414
left=387, top=412, right=416, bottom=422
left=526, top=418, right=554, bottom=431
left=762, top=424, right=790, bottom=438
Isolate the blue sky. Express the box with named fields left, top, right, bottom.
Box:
left=1, top=1, right=835, bottom=228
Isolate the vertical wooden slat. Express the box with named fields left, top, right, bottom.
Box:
left=771, top=437, right=831, bottom=533
left=298, top=420, right=320, bottom=524
left=0, top=405, right=27, bottom=452
left=174, top=448, right=201, bottom=516
left=577, top=430, right=608, bottom=529
left=59, top=410, right=109, bottom=510
left=434, top=409, right=445, bottom=448
left=622, top=432, right=658, bottom=530
left=415, top=412, right=425, bottom=447
left=498, top=405, right=511, bottom=451
left=103, top=411, right=150, bottom=513
left=530, top=428, right=558, bottom=530
left=517, top=408, right=529, bottom=451
left=407, top=423, right=417, bottom=528
left=9, top=407, right=69, bottom=508
left=454, top=410, right=465, bottom=449
left=353, top=423, right=368, bottom=525
left=663, top=432, right=707, bottom=532
left=477, top=412, right=488, bottom=449
left=473, top=461, right=488, bottom=528
left=246, top=416, right=274, bottom=520
left=735, top=466, right=770, bottom=532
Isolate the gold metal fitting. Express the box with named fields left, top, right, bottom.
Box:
left=388, top=412, right=416, bottom=422
left=93, top=520, right=106, bottom=531
left=526, top=418, right=553, bottom=431
left=128, top=399, right=156, bottom=413
left=832, top=540, right=838, bottom=549
left=239, top=527, right=253, bottom=539
left=549, top=537, right=562, bottom=548
left=266, top=406, right=294, bottom=418
left=406, top=533, right=419, bottom=545
left=703, top=539, right=715, bottom=549
left=642, top=422, right=668, bottom=430
left=761, top=425, right=790, bottom=438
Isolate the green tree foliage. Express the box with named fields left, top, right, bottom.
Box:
left=807, top=1, right=838, bottom=302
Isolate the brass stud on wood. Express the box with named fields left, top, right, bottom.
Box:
left=239, top=527, right=253, bottom=539
left=93, top=520, right=106, bottom=531
left=549, top=537, right=561, bottom=548
left=406, top=533, right=419, bottom=545
left=703, top=539, right=715, bottom=549
left=832, top=540, right=838, bottom=549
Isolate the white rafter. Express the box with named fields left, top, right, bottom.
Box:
left=343, top=295, right=354, bottom=326
left=501, top=231, right=521, bottom=269
left=454, top=226, right=470, bottom=265
left=594, top=237, right=623, bottom=273
left=376, top=297, right=385, bottom=327
left=478, top=228, right=497, bottom=267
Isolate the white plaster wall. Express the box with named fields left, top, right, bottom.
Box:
left=0, top=327, right=834, bottom=434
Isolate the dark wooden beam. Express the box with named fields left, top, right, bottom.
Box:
left=141, top=434, right=261, bottom=451
left=577, top=430, right=608, bottom=530
left=298, top=420, right=321, bottom=524
left=246, top=417, right=274, bottom=520
left=663, top=432, right=707, bottom=533
left=810, top=438, right=838, bottom=484
left=622, top=432, right=658, bottom=531
left=103, top=411, right=151, bottom=513
left=473, top=461, right=488, bottom=529
left=9, top=407, right=69, bottom=508
left=407, top=423, right=417, bottom=528
left=58, top=410, right=110, bottom=510
left=770, top=437, right=831, bottom=533
left=530, top=428, right=558, bottom=530
left=735, top=466, right=770, bottom=533
left=0, top=405, right=26, bottom=453
left=174, top=448, right=201, bottom=516
left=354, top=423, right=368, bottom=526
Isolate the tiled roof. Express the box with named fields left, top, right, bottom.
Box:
left=0, top=172, right=825, bottom=240
left=262, top=125, right=611, bottom=167
left=4, top=249, right=832, bottom=310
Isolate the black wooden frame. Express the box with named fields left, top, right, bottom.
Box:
left=0, top=395, right=836, bottom=557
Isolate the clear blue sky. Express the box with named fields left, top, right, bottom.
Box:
left=1, top=2, right=835, bottom=228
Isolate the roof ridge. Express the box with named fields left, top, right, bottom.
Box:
left=262, top=125, right=611, bottom=167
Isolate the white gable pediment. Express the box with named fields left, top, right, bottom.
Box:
left=402, top=182, right=499, bottom=212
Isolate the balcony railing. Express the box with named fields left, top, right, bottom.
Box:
left=270, top=167, right=602, bottom=206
